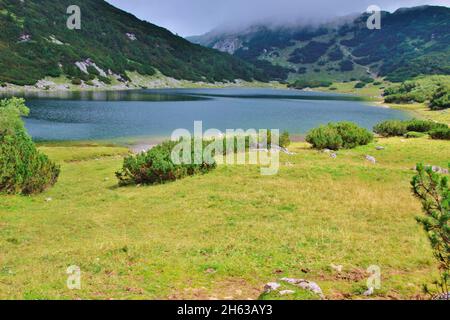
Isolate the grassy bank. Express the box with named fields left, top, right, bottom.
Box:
left=1, top=137, right=448, bottom=300
left=315, top=79, right=450, bottom=125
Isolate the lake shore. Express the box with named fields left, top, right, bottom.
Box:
left=313, top=81, right=450, bottom=125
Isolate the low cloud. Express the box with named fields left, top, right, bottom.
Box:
left=107, top=0, right=450, bottom=36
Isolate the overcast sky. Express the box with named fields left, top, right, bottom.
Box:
left=106, top=0, right=450, bottom=36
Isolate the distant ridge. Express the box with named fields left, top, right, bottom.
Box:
left=188, top=5, right=450, bottom=82
left=0, top=0, right=266, bottom=86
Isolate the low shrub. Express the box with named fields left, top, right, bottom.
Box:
left=98, top=75, right=112, bottom=85
left=405, top=131, right=425, bottom=139
left=306, top=122, right=373, bottom=150
left=430, top=85, right=450, bottom=110
left=288, top=79, right=332, bottom=90
left=71, top=78, right=82, bottom=85
left=0, top=98, right=60, bottom=194
left=280, top=131, right=291, bottom=148
left=429, top=127, right=450, bottom=140
left=406, top=119, right=448, bottom=133
left=373, top=120, right=408, bottom=137
left=374, top=119, right=449, bottom=137
left=116, top=140, right=216, bottom=186
left=360, top=77, right=374, bottom=84
left=306, top=125, right=342, bottom=150
left=354, top=82, right=366, bottom=89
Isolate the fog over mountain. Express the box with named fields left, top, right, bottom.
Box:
left=107, top=0, right=449, bottom=36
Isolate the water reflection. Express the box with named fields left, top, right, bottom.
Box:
left=0, top=88, right=409, bottom=141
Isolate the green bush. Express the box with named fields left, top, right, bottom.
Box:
left=306, top=125, right=343, bottom=150
left=405, top=131, right=425, bottom=139
left=354, top=82, right=366, bottom=89
left=360, top=77, right=374, bottom=84
left=280, top=131, right=291, bottom=148
left=0, top=98, right=60, bottom=195
left=429, top=127, right=450, bottom=140
left=374, top=119, right=449, bottom=137
left=116, top=140, right=216, bottom=186
left=306, top=122, right=373, bottom=150
left=98, top=75, right=112, bottom=85
left=264, top=130, right=291, bottom=148
left=373, top=120, right=408, bottom=137
left=71, top=78, right=82, bottom=85
left=430, top=85, right=450, bottom=110
left=406, top=119, right=448, bottom=133
left=288, top=79, right=332, bottom=90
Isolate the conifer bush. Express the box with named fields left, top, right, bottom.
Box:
left=373, top=120, right=408, bottom=137
left=374, top=119, right=449, bottom=138
left=0, top=98, right=59, bottom=194
left=412, top=164, right=449, bottom=299
left=306, top=122, right=373, bottom=150
left=406, top=119, right=448, bottom=133
left=430, top=127, right=450, bottom=140
left=116, top=140, right=216, bottom=186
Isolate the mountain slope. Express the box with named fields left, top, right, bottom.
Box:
left=0, top=0, right=265, bottom=85
left=189, top=5, right=450, bottom=82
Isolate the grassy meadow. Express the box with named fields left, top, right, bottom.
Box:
left=1, top=136, right=448, bottom=300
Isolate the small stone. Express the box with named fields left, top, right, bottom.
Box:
left=431, top=166, right=449, bottom=175
left=330, top=153, right=337, bottom=159
left=45, top=197, right=52, bottom=202
left=433, top=292, right=450, bottom=300
left=365, top=155, right=376, bottom=164
left=363, top=287, right=374, bottom=296
left=280, top=278, right=323, bottom=297
left=264, top=282, right=281, bottom=292
left=375, top=146, right=385, bottom=151
left=279, top=290, right=295, bottom=296
left=330, top=264, right=343, bottom=273
left=322, top=149, right=332, bottom=154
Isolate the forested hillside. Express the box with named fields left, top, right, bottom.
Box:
left=0, top=0, right=265, bottom=85
left=189, top=6, right=450, bottom=82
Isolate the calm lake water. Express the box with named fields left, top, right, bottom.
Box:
left=3, top=88, right=410, bottom=141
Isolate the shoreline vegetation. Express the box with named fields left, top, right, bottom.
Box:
left=2, top=74, right=448, bottom=152
left=1, top=73, right=447, bottom=124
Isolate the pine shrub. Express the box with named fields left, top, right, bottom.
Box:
left=116, top=140, right=216, bottom=186
left=430, top=127, right=450, bottom=140
left=373, top=120, right=408, bottom=137
left=412, top=164, right=449, bottom=298
left=0, top=98, right=59, bottom=194
left=306, top=122, right=373, bottom=150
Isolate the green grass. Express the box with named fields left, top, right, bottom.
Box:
left=0, top=137, right=449, bottom=300
left=313, top=76, right=450, bottom=125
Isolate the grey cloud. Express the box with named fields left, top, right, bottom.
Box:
left=107, top=0, right=450, bottom=36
